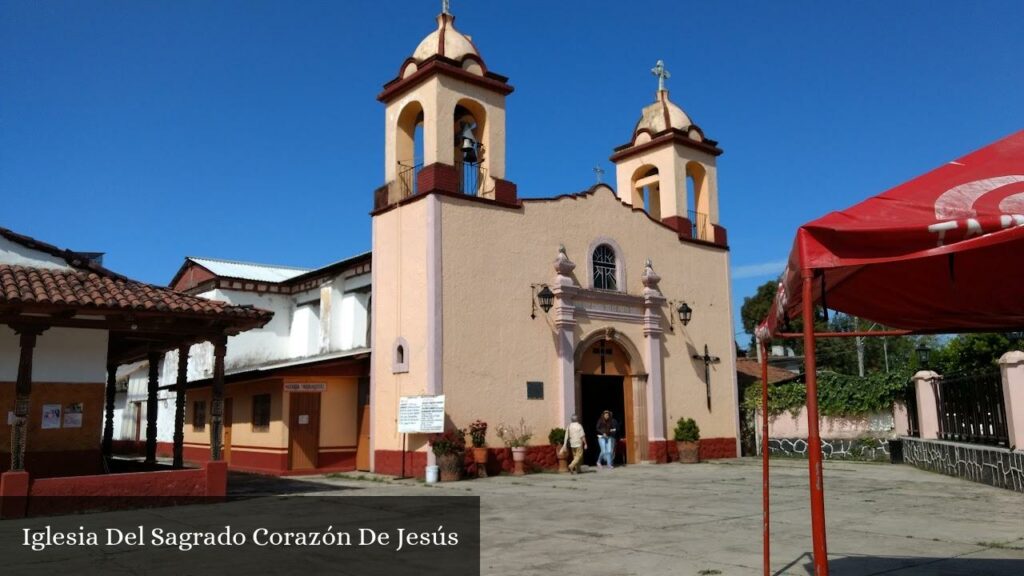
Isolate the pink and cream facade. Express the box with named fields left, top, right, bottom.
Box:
left=370, top=9, right=740, bottom=476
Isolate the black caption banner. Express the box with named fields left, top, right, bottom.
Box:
left=0, top=496, right=480, bottom=576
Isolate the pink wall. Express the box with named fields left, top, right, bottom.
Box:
left=758, top=404, right=906, bottom=440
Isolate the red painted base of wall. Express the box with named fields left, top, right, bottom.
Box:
left=0, top=471, right=30, bottom=519
left=0, top=450, right=104, bottom=478
left=700, top=437, right=738, bottom=460
left=0, top=463, right=225, bottom=518
left=317, top=450, right=356, bottom=471
left=162, top=442, right=355, bottom=477
left=374, top=446, right=562, bottom=479
left=647, top=438, right=737, bottom=463
left=374, top=450, right=428, bottom=479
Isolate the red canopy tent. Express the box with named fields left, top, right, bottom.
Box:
left=755, top=130, right=1024, bottom=575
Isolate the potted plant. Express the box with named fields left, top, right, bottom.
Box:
left=430, top=428, right=466, bottom=482
left=468, top=420, right=489, bottom=477
left=674, top=417, right=700, bottom=463
left=549, top=427, right=569, bottom=473
left=497, top=419, right=533, bottom=476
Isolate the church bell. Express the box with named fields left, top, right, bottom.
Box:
left=458, top=121, right=478, bottom=163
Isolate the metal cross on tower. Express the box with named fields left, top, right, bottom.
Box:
left=442, top=0, right=451, bottom=15
left=651, top=60, right=670, bottom=92
left=593, top=165, right=605, bottom=184
left=692, top=344, right=720, bottom=410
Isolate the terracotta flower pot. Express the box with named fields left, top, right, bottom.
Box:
left=556, top=446, right=569, bottom=473
left=438, top=452, right=463, bottom=482
left=472, top=447, right=489, bottom=478
left=511, top=446, right=527, bottom=476
left=677, top=440, right=700, bottom=463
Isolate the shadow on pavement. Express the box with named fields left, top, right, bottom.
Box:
left=227, top=471, right=359, bottom=500
left=776, top=553, right=1024, bottom=575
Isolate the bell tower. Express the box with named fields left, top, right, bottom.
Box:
left=610, top=61, right=726, bottom=246
left=375, top=4, right=517, bottom=209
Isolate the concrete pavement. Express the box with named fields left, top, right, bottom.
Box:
left=2, top=458, right=1021, bottom=575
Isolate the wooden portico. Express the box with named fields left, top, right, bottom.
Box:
left=0, top=227, right=271, bottom=517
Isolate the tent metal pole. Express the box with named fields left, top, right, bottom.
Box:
left=802, top=271, right=829, bottom=575
left=760, top=338, right=770, bottom=576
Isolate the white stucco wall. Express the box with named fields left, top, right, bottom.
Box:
left=0, top=327, right=107, bottom=383
left=0, top=236, right=73, bottom=270
left=114, top=363, right=175, bottom=442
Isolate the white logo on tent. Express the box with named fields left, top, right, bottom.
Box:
left=928, top=175, right=1024, bottom=246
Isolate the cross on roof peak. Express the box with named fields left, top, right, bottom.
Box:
left=651, top=59, right=670, bottom=92
left=442, top=0, right=451, bottom=15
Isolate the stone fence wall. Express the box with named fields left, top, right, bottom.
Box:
left=901, top=437, right=1024, bottom=493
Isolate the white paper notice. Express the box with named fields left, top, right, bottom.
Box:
left=397, top=395, right=445, bottom=434
left=41, top=404, right=62, bottom=429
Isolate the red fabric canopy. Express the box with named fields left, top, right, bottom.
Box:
left=760, top=129, right=1024, bottom=336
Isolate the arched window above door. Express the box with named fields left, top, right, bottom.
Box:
left=592, top=244, right=618, bottom=291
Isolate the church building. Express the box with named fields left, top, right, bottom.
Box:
left=114, top=5, right=739, bottom=479
left=369, top=7, right=739, bottom=476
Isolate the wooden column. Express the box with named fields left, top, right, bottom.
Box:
left=10, top=327, right=44, bottom=471
left=173, top=345, right=188, bottom=468
left=102, top=362, right=117, bottom=457
left=145, top=350, right=160, bottom=464
left=210, top=335, right=227, bottom=461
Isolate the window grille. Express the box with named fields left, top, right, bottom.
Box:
left=593, top=244, right=617, bottom=290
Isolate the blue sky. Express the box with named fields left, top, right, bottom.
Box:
left=3, top=1, right=1023, bottom=345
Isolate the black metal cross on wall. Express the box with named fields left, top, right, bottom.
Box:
left=692, top=344, right=721, bottom=410
left=593, top=343, right=614, bottom=374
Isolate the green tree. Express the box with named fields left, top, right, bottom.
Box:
left=934, top=333, right=1024, bottom=375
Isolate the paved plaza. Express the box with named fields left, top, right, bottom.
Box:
left=3, top=458, right=1022, bottom=575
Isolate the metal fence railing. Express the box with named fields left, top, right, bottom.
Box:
left=396, top=161, right=422, bottom=198
left=936, top=370, right=1009, bottom=447
left=689, top=210, right=710, bottom=241
left=456, top=160, right=487, bottom=196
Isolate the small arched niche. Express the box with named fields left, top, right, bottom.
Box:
left=392, top=337, right=410, bottom=374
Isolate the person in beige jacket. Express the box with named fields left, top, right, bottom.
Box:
left=563, top=414, right=587, bottom=474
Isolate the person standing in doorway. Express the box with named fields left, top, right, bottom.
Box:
left=595, top=410, right=616, bottom=469
left=563, top=414, right=587, bottom=474
left=608, top=412, right=620, bottom=466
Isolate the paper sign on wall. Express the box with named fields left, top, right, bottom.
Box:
left=41, top=404, right=62, bottom=429
left=64, top=403, right=83, bottom=428
left=397, top=395, right=445, bottom=434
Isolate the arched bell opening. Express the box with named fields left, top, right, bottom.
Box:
left=396, top=101, right=425, bottom=197
left=453, top=99, right=488, bottom=196
left=686, top=161, right=710, bottom=240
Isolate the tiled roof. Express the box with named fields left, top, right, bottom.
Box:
left=736, top=357, right=800, bottom=384
left=0, top=264, right=270, bottom=321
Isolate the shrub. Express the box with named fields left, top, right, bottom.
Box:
left=548, top=427, right=566, bottom=446
left=468, top=420, right=488, bottom=448
left=673, top=418, right=700, bottom=442
left=496, top=419, right=533, bottom=448
left=430, top=428, right=466, bottom=456
left=742, top=369, right=911, bottom=418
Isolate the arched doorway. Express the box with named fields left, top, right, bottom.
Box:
left=575, top=331, right=645, bottom=465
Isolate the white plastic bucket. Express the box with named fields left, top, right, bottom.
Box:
left=425, top=465, right=439, bottom=484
